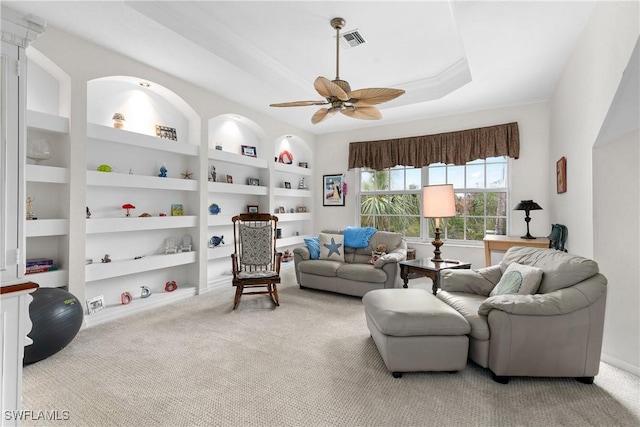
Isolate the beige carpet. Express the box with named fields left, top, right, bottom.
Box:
left=22, top=268, right=640, bottom=426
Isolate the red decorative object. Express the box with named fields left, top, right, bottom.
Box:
left=278, top=150, right=293, bottom=164
left=120, top=292, right=132, bottom=305
left=164, top=281, right=178, bottom=292
left=122, top=203, right=136, bottom=217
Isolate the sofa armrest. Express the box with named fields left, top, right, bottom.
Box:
left=478, top=273, right=607, bottom=316
left=440, top=265, right=501, bottom=296
left=293, top=246, right=310, bottom=260
left=373, top=240, right=407, bottom=268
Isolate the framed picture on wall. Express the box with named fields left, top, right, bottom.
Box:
left=323, top=174, right=345, bottom=206
left=155, top=125, right=177, bottom=141
left=556, top=156, right=567, bottom=194
left=247, top=205, right=259, bottom=213
left=241, top=145, right=257, bottom=157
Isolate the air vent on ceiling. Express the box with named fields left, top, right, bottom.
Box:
left=338, top=29, right=366, bottom=49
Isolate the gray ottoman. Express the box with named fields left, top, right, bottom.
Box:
left=363, top=288, right=471, bottom=377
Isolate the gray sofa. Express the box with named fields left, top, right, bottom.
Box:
left=293, top=231, right=407, bottom=297
left=438, top=246, right=607, bottom=383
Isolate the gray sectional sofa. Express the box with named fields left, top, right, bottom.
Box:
left=293, top=230, right=407, bottom=297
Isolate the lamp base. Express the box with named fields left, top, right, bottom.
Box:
left=520, top=233, right=536, bottom=240
left=431, top=227, right=445, bottom=262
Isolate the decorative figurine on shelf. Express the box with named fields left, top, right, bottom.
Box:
left=208, top=165, right=217, bottom=182
left=129, top=168, right=133, bottom=175
left=158, top=164, right=168, bottom=178
left=122, top=203, right=135, bottom=217
left=209, top=235, right=224, bottom=247
left=120, top=292, right=132, bottom=305
left=112, top=113, right=126, bottom=129
left=26, top=197, right=36, bottom=220
left=140, top=286, right=151, bottom=299
left=215, top=145, right=223, bottom=150
left=159, top=212, right=167, bottom=217
left=26, top=138, right=52, bottom=164
left=299, top=177, right=307, bottom=189
left=279, top=149, right=293, bottom=164
left=282, top=249, right=293, bottom=263
left=86, top=206, right=91, bottom=219
left=97, top=164, right=112, bottom=172
left=164, top=281, right=178, bottom=292
left=181, top=170, right=193, bottom=179
left=101, top=254, right=111, bottom=263
left=138, top=213, right=151, bottom=217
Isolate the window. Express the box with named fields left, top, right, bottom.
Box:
left=358, top=157, right=508, bottom=242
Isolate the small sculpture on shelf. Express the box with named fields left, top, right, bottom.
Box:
left=209, top=235, right=224, bottom=247
left=97, top=164, right=112, bottom=172
left=120, top=292, right=132, bottom=305
left=180, top=170, right=193, bottom=179
left=165, top=237, right=178, bottom=254
left=122, top=203, right=135, bottom=217
left=101, top=254, right=111, bottom=263
left=112, top=113, right=126, bottom=129
left=209, top=165, right=217, bottom=182
left=140, top=286, right=151, bottom=299
left=164, top=281, right=178, bottom=292
left=26, top=197, right=36, bottom=220
left=86, top=206, right=91, bottom=219
left=299, top=177, right=307, bottom=189
left=282, top=249, right=293, bottom=263
left=158, top=164, right=168, bottom=178
left=139, top=213, right=151, bottom=217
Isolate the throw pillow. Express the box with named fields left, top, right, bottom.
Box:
left=304, top=236, right=321, bottom=260
left=490, top=263, right=544, bottom=296
left=318, top=233, right=344, bottom=262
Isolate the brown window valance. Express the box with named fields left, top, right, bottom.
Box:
left=348, top=122, right=519, bottom=170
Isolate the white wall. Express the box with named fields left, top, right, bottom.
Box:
left=314, top=102, right=550, bottom=265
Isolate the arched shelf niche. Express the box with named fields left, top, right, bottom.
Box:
left=87, top=76, right=200, bottom=146
left=208, top=114, right=266, bottom=156
left=26, top=47, right=71, bottom=117
left=274, top=134, right=312, bottom=167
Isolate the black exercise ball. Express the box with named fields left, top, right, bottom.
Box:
left=24, top=287, right=83, bottom=365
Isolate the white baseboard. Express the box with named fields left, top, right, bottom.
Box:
left=602, top=352, right=640, bottom=376
left=207, top=276, right=231, bottom=291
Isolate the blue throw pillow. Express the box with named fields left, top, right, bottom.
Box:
left=304, top=236, right=320, bottom=260
left=343, top=227, right=377, bottom=248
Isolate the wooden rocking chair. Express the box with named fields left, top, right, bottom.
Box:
left=231, top=213, right=282, bottom=310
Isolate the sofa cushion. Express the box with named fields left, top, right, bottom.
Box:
left=297, top=259, right=342, bottom=277
left=437, top=291, right=490, bottom=341
left=336, top=263, right=388, bottom=284
left=500, top=247, right=599, bottom=294
left=319, top=233, right=344, bottom=261
left=490, top=263, right=543, bottom=296
left=304, top=236, right=320, bottom=259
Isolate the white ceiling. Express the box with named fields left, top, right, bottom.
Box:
left=4, top=1, right=596, bottom=135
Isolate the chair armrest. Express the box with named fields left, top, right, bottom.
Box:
left=440, top=265, right=501, bottom=296
left=293, top=246, right=310, bottom=260
left=478, top=273, right=607, bottom=316
left=373, top=248, right=406, bottom=268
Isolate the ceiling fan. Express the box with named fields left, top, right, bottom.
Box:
left=269, top=17, right=405, bottom=124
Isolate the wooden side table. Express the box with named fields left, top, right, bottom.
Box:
left=483, top=235, right=549, bottom=266
left=400, top=259, right=472, bottom=295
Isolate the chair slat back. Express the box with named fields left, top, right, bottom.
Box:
left=232, top=213, right=278, bottom=273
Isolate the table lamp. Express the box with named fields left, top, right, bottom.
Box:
left=514, top=200, right=543, bottom=239
left=423, top=184, right=456, bottom=262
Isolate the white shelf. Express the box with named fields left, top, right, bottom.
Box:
left=24, top=269, right=68, bottom=288
left=207, top=244, right=234, bottom=260
left=276, top=235, right=310, bottom=248
left=86, top=216, right=198, bottom=234
left=273, top=188, right=312, bottom=198
left=86, top=170, right=198, bottom=191
left=84, top=286, right=197, bottom=327
left=207, top=148, right=268, bottom=169
left=87, top=123, right=199, bottom=157
left=25, top=165, right=69, bottom=183
left=85, top=251, right=197, bottom=282
left=273, top=162, right=312, bottom=176
left=25, top=219, right=68, bottom=237
left=276, top=213, right=312, bottom=222
left=27, top=110, right=69, bottom=133
left=207, top=214, right=234, bottom=226
left=207, top=181, right=269, bottom=195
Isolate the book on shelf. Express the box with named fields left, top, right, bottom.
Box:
left=26, top=258, right=54, bottom=267
left=25, top=264, right=58, bottom=274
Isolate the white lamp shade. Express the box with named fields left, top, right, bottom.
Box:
left=423, top=184, right=456, bottom=218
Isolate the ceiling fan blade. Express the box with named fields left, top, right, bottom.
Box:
left=269, top=100, right=328, bottom=107
left=311, top=107, right=338, bottom=124
left=341, top=106, right=382, bottom=121
left=314, top=76, right=349, bottom=101
left=348, top=88, right=405, bottom=105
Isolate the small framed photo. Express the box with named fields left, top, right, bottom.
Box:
left=297, top=206, right=307, bottom=213
left=247, top=178, right=260, bottom=186
left=226, top=175, right=233, bottom=184
left=86, top=295, right=105, bottom=315
left=323, top=174, right=345, bottom=206
left=247, top=205, right=259, bottom=213
left=278, top=206, right=286, bottom=214
left=298, top=162, right=308, bottom=168
left=284, top=181, right=291, bottom=189
left=171, top=204, right=184, bottom=216
left=556, top=156, right=567, bottom=194
left=241, top=145, right=257, bottom=157
left=276, top=228, right=282, bottom=239
left=155, top=125, right=177, bottom=141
